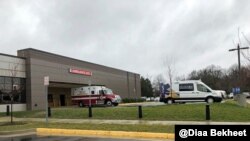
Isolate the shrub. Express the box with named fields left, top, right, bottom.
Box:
left=122, top=98, right=145, bottom=103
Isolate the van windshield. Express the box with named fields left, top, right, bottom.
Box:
left=197, top=84, right=211, bottom=92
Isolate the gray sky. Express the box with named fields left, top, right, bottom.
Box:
left=1, top=0, right=250, bottom=81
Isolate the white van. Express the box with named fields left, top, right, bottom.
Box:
left=161, top=80, right=222, bottom=104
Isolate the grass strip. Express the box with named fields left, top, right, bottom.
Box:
left=0, top=122, right=174, bottom=133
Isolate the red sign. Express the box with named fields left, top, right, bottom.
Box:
left=69, top=68, right=92, bottom=76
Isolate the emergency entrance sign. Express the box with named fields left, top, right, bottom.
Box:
left=44, top=76, right=49, bottom=86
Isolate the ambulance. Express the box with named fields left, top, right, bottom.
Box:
left=71, top=86, right=122, bottom=107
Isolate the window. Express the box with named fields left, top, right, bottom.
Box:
left=197, top=84, right=211, bottom=92
left=4, top=84, right=12, bottom=92
left=0, top=77, right=4, bottom=83
left=0, top=77, right=26, bottom=104
left=20, top=78, right=25, bottom=84
left=0, top=84, right=4, bottom=90
left=99, top=90, right=104, bottom=95
left=103, top=89, right=113, bottom=95
left=5, top=77, right=11, bottom=84
left=179, top=83, right=194, bottom=91
left=13, top=78, right=21, bottom=85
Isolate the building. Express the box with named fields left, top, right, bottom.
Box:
left=0, top=53, right=26, bottom=112
left=0, top=48, right=141, bottom=111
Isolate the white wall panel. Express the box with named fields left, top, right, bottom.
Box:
left=0, top=55, right=26, bottom=78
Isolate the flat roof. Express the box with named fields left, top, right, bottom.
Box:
left=18, top=48, right=139, bottom=75
left=0, top=53, right=26, bottom=59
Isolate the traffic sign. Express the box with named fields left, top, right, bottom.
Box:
left=44, top=76, right=49, bottom=86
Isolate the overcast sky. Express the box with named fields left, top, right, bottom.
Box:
left=1, top=0, right=250, bottom=82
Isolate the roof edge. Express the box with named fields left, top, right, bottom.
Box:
left=17, top=48, right=140, bottom=75
left=0, top=53, right=26, bottom=59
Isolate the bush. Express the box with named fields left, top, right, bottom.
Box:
left=122, top=98, right=146, bottom=103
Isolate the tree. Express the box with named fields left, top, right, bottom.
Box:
left=186, top=63, right=250, bottom=94
left=164, top=57, right=176, bottom=96
left=175, top=75, right=186, bottom=81
left=238, top=31, right=250, bottom=63
left=187, top=65, right=224, bottom=90
left=152, top=74, right=165, bottom=97
left=8, top=61, right=22, bottom=124
left=140, top=76, right=153, bottom=97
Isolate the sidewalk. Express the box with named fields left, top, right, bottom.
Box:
left=1, top=117, right=250, bottom=140
left=1, top=117, right=250, bottom=125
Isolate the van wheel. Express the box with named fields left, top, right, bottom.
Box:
left=106, top=100, right=113, bottom=106
left=79, top=102, right=84, bottom=107
left=206, top=97, right=214, bottom=103
left=167, top=99, right=173, bottom=104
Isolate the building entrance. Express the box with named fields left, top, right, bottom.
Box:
left=60, top=94, right=66, bottom=106
left=48, top=82, right=86, bottom=107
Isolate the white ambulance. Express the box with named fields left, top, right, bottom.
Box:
left=71, top=86, right=122, bottom=107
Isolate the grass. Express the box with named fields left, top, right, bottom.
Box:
left=1, top=100, right=250, bottom=122
left=210, top=100, right=250, bottom=121
left=0, top=100, right=249, bottom=133
left=0, top=122, right=174, bottom=133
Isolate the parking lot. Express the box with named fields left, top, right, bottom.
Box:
left=0, top=134, right=167, bottom=141
left=119, top=101, right=165, bottom=107
left=119, top=97, right=250, bottom=108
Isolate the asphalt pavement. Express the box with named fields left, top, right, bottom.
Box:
left=0, top=134, right=169, bottom=141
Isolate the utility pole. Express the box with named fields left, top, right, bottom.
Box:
left=229, top=44, right=249, bottom=86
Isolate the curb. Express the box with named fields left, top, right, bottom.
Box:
left=36, top=128, right=174, bottom=139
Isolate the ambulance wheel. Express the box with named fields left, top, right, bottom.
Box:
left=106, top=100, right=113, bottom=106
left=167, top=99, right=174, bottom=104
left=79, top=102, right=84, bottom=107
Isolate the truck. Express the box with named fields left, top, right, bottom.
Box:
left=71, top=86, right=122, bottom=107
left=160, top=80, right=223, bottom=104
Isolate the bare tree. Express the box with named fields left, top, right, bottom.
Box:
left=175, top=75, right=186, bottom=81
left=152, top=74, right=165, bottom=96
left=231, top=28, right=250, bottom=67
left=8, top=60, right=22, bottom=124
left=240, top=32, right=250, bottom=63
left=164, top=57, right=176, bottom=97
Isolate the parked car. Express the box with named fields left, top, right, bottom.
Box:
left=154, top=97, right=160, bottom=102
left=242, top=92, right=250, bottom=98
left=215, top=90, right=227, bottom=99
left=228, top=92, right=250, bottom=99
left=146, top=97, right=151, bottom=101
left=141, top=97, right=147, bottom=100
left=228, top=93, right=234, bottom=99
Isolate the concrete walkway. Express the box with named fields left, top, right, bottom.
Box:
left=1, top=117, right=250, bottom=125
left=4, top=117, right=250, bottom=141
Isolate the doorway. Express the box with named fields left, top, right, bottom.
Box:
left=60, top=94, right=66, bottom=106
